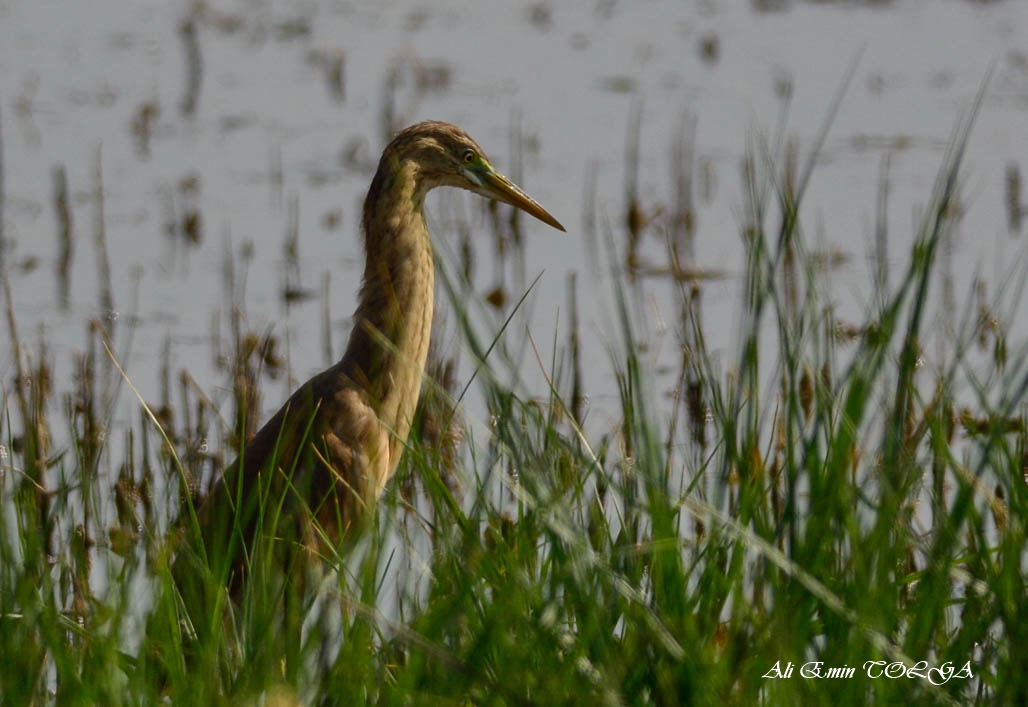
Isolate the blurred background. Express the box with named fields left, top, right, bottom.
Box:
left=1, top=0, right=1026, bottom=440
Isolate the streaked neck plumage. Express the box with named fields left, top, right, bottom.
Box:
left=341, top=152, right=435, bottom=466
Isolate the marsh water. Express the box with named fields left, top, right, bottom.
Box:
left=2, top=0, right=1027, bottom=463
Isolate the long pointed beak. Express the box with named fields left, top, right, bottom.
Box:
left=478, top=168, right=565, bottom=232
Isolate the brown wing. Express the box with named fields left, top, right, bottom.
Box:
left=183, top=365, right=387, bottom=591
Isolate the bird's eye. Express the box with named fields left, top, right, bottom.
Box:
left=462, top=149, right=476, bottom=164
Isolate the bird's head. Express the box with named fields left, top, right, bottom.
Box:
left=381, top=121, right=565, bottom=232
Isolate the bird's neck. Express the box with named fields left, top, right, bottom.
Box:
left=341, top=162, right=435, bottom=458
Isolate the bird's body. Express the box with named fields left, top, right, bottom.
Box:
left=183, top=122, right=564, bottom=583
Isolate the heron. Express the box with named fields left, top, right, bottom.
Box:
left=180, top=121, right=565, bottom=591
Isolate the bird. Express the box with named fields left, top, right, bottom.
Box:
left=176, top=121, right=565, bottom=593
